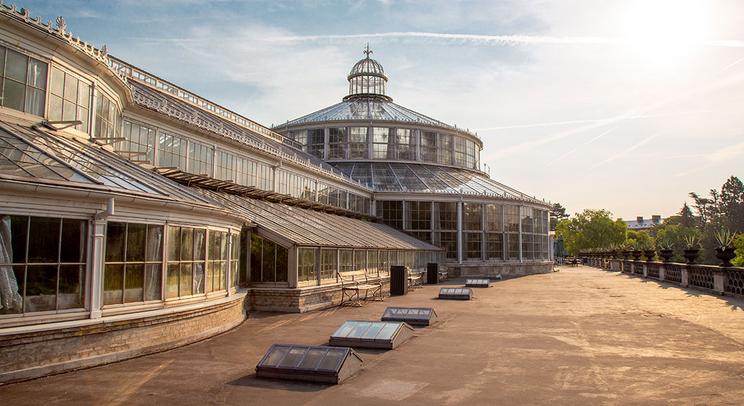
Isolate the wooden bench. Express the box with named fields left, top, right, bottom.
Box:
left=338, top=270, right=383, bottom=306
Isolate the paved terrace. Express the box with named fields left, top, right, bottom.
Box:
left=2, top=265, right=744, bottom=405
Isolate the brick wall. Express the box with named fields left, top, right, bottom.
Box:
left=248, top=278, right=391, bottom=313
left=449, top=261, right=553, bottom=278
left=0, top=295, right=246, bottom=384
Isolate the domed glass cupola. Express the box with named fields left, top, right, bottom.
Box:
left=344, top=44, right=391, bottom=101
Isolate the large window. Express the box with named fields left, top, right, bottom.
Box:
left=328, top=128, right=347, bottom=159
left=249, top=235, right=288, bottom=283
left=505, top=205, right=520, bottom=232
left=485, top=204, right=503, bottom=232
left=436, top=231, right=457, bottom=260
left=230, top=233, right=240, bottom=288
left=119, top=120, right=155, bottom=164
left=487, top=233, right=503, bottom=260
left=0, top=215, right=86, bottom=314
left=48, top=67, right=90, bottom=132
left=463, top=203, right=482, bottom=231
left=507, top=233, right=519, bottom=260
left=0, top=47, right=47, bottom=116
left=353, top=250, right=366, bottom=273
left=339, top=250, right=353, bottom=273
left=189, top=141, right=214, bottom=176
left=306, top=129, right=325, bottom=159
left=104, top=222, right=163, bottom=305
left=166, top=226, right=206, bottom=298
left=372, top=127, right=389, bottom=159
left=454, top=137, right=467, bottom=166
left=158, top=132, right=188, bottom=171
left=394, top=128, right=415, bottom=160
left=94, top=92, right=121, bottom=141
left=435, top=202, right=457, bottom=230
left=349, top=127, right=368, bottom=159
left=206, top=230, right=228, bottom=293
left=367, top=250, right=379, bottom=276
left=465, top=233, right=481, bottom=260
left=406, top=201, right=431, bottom=231
left=215, top=151, right=236, bottom=181
left=421, top=131, right=437, bottom=162
left=377, top=201, right=403, bottom=229
left=320, top=249, right=337, bottom=281
left=438, top=134, right=453, bottom=165
left=298, top=248, right=317, bottom=283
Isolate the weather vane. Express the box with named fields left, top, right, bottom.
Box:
left=364, top=42, right=373, bottom=57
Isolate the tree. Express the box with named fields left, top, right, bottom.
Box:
left=555, top=209, right=626, bottom=255
left=679, top=203, right=696, bottom=228
left=719, top=176, right=744, bottom=232
left=549, top=202, right=569, bottom=231
left=733, top=233, right=744, bottom=267
left=625, top=229, right=654, bottom=250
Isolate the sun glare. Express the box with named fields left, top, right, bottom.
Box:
left=619, top=0, right=711, bottom=66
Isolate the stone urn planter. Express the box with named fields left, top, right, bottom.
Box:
left=683, top=249, right=700, bottom=264
left=622, top=250, right=631, bottom=260
left=632, top=250, right=643, bottom=260
left=715, top=247, right=736, bottom=267
left=643, top=249, right=656, bottom=262
left=658, top=249, right=674, bottom=262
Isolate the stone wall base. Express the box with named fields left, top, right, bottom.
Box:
left=0, top=294, right=246, bottom=384
left=447, top=261, right=554, bottom=278
left=247, top=278, right=391, bottom=313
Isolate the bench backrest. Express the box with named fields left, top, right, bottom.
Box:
left=337, top=270, right=368, bottom=283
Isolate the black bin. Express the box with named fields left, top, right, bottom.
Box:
left=390, top=265, right=408, bottom=296
left=426, top=263, right=439, bottom=284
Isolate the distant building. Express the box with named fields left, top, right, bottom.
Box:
left=624, top=215, right=663, bottom=230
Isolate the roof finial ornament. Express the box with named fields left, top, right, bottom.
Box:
left=55, top=16, right=66, bottom=33
left=363, top=42, right=372, bottom=58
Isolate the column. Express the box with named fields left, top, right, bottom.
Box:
left=457, top=201, right=463, bottom=264
left=89, top=219, right=106, bottom=319
left=323, top=127, right=330, bottom=160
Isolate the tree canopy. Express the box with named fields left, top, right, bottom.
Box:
left=555, top=209, right=626, bottom=255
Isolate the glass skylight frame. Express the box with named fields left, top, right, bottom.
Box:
left=255, top=344, right=364, bottom=384
left=380, top=306, right=438, bottom=326
left=439, top=287, right=473, bottom=300
left=465, top=279, right=491, bottom=288
left=329, top=320, right=414, bottom=350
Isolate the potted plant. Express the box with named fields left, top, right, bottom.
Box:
left=643, top=245, right=656, bottom=262
left=656, top=240, right=674, bottom=262
left=714, top=229, right=737, bottom=267
left=683, top=235, right=701, bottom=264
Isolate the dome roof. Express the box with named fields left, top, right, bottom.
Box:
left=348, top=57, right=386, bottom=78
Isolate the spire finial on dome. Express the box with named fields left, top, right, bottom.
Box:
left=363, top=43, right=372, bottom=58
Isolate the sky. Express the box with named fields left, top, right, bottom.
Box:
left=21, top=0, right=744, bottom=220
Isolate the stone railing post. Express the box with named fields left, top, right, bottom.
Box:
left=659, top=264, right=665, bottom=281
left=643, top=263, right=648, bottom=278
left=713, top=269, right=726, bottom=295
left=681, top=265, right=689, bottom=287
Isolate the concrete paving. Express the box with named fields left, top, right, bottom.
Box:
left=2, top=265, right=744, bottom=405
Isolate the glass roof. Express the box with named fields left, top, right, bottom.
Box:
left=257, top=344, right=355, bottom=373
left=278, top=97, right=472, bottom=134
left=0, top=120, right=214, bottom=205
left=439, top=287, right=472, bottom=297
left=331, top=162, right=544, bottom=204
left=331, top=321, right=403, bottom=341
left=196, top=188, right=441, bottom=250
left=350, top=58, right=385, bottom=77
left=381, top=307, right=437, bottom=323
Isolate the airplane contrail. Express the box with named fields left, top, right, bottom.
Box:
left=474, top=111, right=710, bottom=132
left=591, top=134, right=660, bottom=169
left=266, top=32, right=744, bottom=48
left=546, top=127, right=617, bottom=167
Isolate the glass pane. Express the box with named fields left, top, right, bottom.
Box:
left=105, top=222, right=126, bottom=262
left=5, top=49, right=27, bottom=82
left=180, top=227, right=193, bottom=260
left=317, top=348, right=346, bottom=371
left=126, top=223, right=146, bottom=262
left=276, top=245, right=288, bottom=282
left=63, top=74, right=78, bottom=102
left=25, top=87, right=45, bottom=116
left=47, top=94, right=63, bottom=121
left=78, top=81, right=91, bottom=107
left=28, top=217, right=60, bottom=263
left=298, top=348, right=326, bottom=370
left=103, top=264, right=123, bottom=305
left=193, top=262, right=204, bottom=294
left=332, top=322, right=357, bottom=338
left=50, top=67, right=64, bottom=96
left=25, top=264, right=57, bottom=312
left=8, top=215, right=28, bottom=263
left=166, top=263, right=179, bottom=298
left=278, top=347, right=307, bottom=368
left=146, top=225, right=164, bottom=261
left=262, top=346, right=289, bottom=367
left=124, top=263, right=144, bottom=303
left=193, top=229, right=206, bottom=261
left=27, top=58, right=47, bottom=89
left=2, top=265, right=23, bottom=314
left=376, top=323, right=400, bottom=340
left=62, top=100, right=76, bottom=121
left=362, top=322, right=385, bottom=339
left=167, top=226, right=180, bottom=261
left=3, top=78, right=25, bottom=111
left=348, top=321, right=371, bottom=338
left=179, top=263, right=192, bottom=296
left=60, top=219, right=85, bottom=263
left=144, top=263, right=161, bottom=301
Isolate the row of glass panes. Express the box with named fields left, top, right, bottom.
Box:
left=349, top=75, right=386, bottom=96
left=102, top=223, right=240, bottom=305
left=119, top=119, right=370, bottom=214
left=0, top=215, right=240, bottom=316
left=294, top=247, right=439, bottom=287
left=0, top=45, right=121, bottom=139
left=462, top=232, right=550, bottom=261
left=286, top=127, right=480, bottom=170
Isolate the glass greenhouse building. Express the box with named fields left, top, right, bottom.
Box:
left=0, top=5, right=549, bottom=383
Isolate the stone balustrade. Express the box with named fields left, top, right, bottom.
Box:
left=581, top=255, right=744, bottom=299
